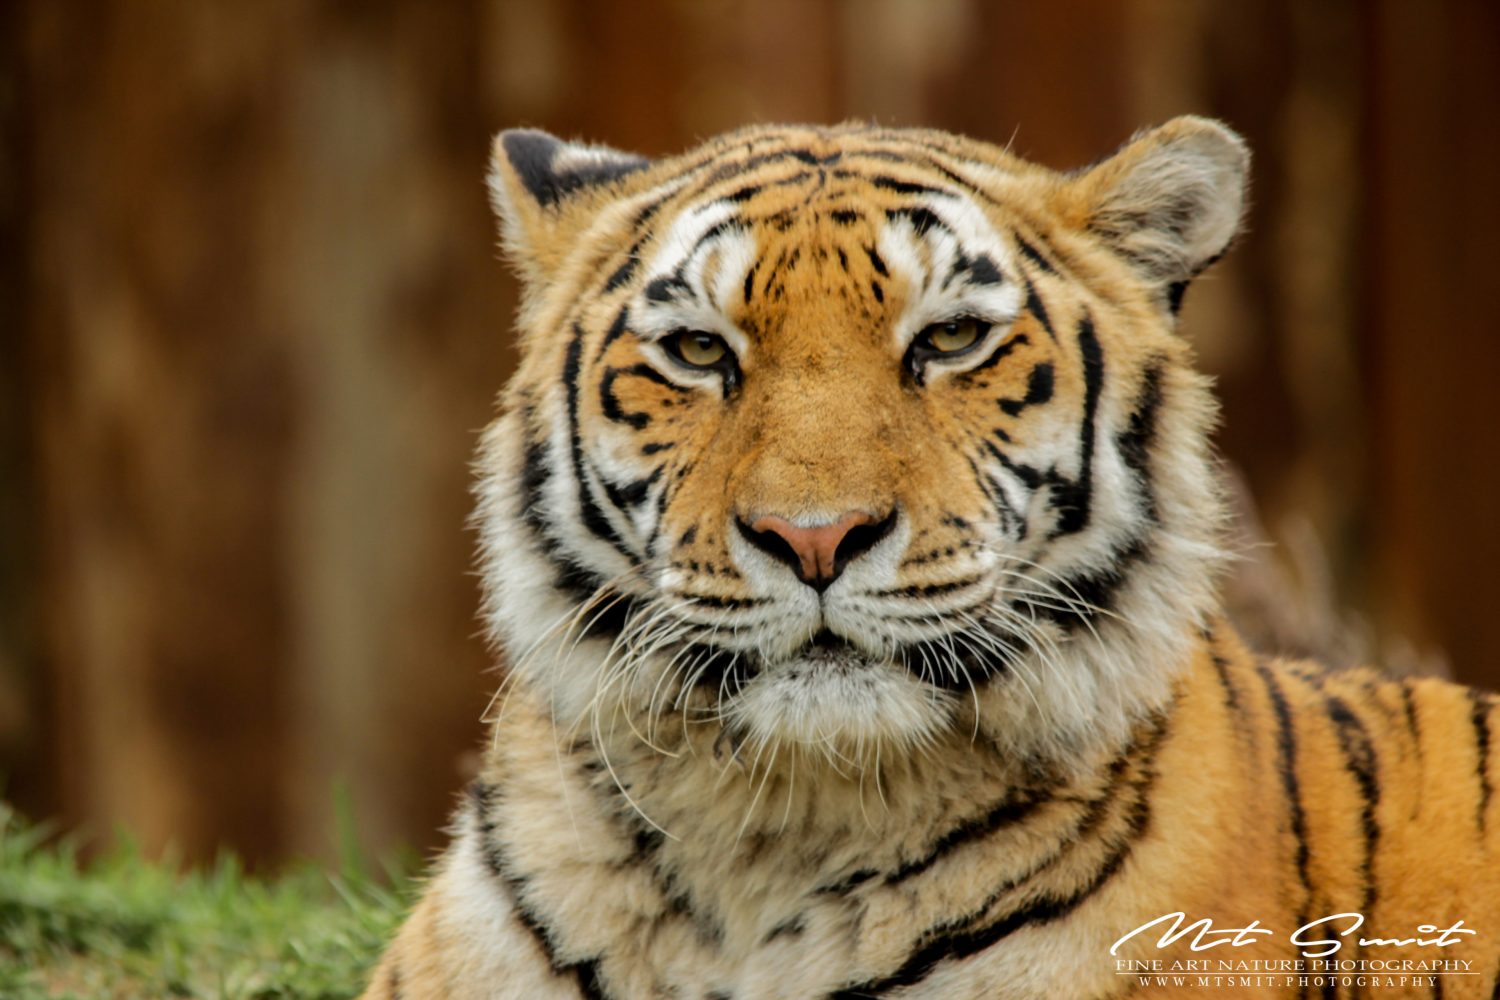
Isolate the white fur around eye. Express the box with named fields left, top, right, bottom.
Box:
left=878, top=198, right=1023, bottom=359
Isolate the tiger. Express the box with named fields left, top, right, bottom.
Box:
left=360, top=117, right=1500, bottom=999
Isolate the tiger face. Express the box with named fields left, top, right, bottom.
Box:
left=479, top=119, right=1246, bottom=764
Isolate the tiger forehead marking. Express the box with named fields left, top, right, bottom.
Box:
left=627, top=159, right=1027, bottom=539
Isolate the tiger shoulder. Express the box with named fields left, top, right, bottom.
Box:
left=362, top=118, right=1500, bottom=999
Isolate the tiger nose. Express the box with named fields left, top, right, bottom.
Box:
left=736, top=510, right=896, bottom=592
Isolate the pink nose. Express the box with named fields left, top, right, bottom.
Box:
left=742, top=510, right=889, bottom=591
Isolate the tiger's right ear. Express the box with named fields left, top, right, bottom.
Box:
left=487, top=129, right=651, bottom=285
left=1064, top=116, right=1248, bottom=310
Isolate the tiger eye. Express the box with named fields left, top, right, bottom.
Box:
left=667, top=331, right=729, bottom=368
left=927, top=319, right=983, bottom=353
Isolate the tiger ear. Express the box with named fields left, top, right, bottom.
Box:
left=1068, top=116, right=1249, bottom=306
left=487, top=129, right=651, bottom=284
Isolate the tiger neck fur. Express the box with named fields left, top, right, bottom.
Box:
left=480, top=649, right=1181, bottom=965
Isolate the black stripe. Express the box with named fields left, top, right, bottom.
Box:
left=678, top=592, right=765, bottom=610
left=873, top=609, right=969, bottom=627
left=1206, top=631, right=1251, bottom=749
left=896, top=628, right=1012, bottom=690
left=468, top=782, right=611, bottom=1000
left=869, top=174, right=950, bottom=197
left=598, top=367, right=651, bottom=430
left=594, top=306, right=631, bottom=362
left=517, top=414, right=630, bottom=634
left=886, top=789, right=1052, bottom=883
left=1022, top=275, right=1055, bottom=339
left=1472, top=690, right=1493, bottom=831
left=757, top=170, right=818, bottom=199
left=724, top=183, right=762, bottom=203
left=830, top=714, right=1167, bottom=997
left=683, top=643, right=755, bottom=695
left=950, top=252, right=1002, bottom=288
left=690, top=218, right=738, bottom=257
left=968, top=448, right=1025, bottom=539
left=1326, top=694, right=1380, bottom=912
left=604, top=256, right=637, bottom=292
left=871, top=576, right=985, bottom=599
left=614, top=823, right=722, bottom=946
left=886, top=205, right=948, bottom=237
left=864, top=245, right=889, bottom=276
left=1027, top=229, right=1081, bottom=279
left=760, top=246, right=789, bottom=296
left=1401, top=681, right=1422, bottom=748
left=1015, top=235, right=1058, bottom=275
left=1399, top=681, right=1428, bottom=811
left=987, top=444, right=1042, bottom=489
left=998, top=363, right=1054, bottom=416
left=601, top=466, right=661, bottom=512
left=621, top=362, right=685, bottom=390
left=599, top=362, right=689, bottom=432
left=644, top=274, right=691, bottom=304
left=1048, top=315, right=1102, bottom=537
left=814, top=868, right=878, bottom=895
left=1017, top=533, right=1148, bottom=630
left=585, top=191, right=673, bottom=300
left=764, top=914, right=806, bottom=943
left=970, top=444, right=1025, bottom=533
left=575, top=964, right=609, bottom=999
left=985, top=471, right=1023, bottom=539
left=1256, top=665, right=1314, bottom=936
left=693, top=147, right=826, bottom=192
left=1116, top=363, right=1165, bottom=523
left=518, top=417, right=553, bottom=544
left=564, top=324, right=640, bottom=565
left=958, top=332, right=1028, bottom=379
left=1166, top=279, right=1189, bottom=314
left=877, top=150, right=1001, bottom=211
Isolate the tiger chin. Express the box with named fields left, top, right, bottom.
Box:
left=362, top=119, right=1500, bottom=999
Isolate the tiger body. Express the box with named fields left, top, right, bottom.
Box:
left=363, top=120, right=1500, bottom=999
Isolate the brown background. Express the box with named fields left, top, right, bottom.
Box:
left=2, top=0, right=1498, bottom=869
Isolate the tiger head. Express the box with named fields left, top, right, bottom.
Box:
left=478, top=119, right=1246, bottom=765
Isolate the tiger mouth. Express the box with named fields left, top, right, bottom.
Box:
left=798, top=629, right=868, bottom=665
left=680, top=627, right=1011, bottom=698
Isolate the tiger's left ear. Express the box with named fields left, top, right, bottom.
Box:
left=487, top=129, right=651, bottom=286
left=1067, top=116, right=1249, bottom=307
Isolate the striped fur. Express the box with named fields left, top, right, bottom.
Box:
left=362, top=120, right=1500, bottom=999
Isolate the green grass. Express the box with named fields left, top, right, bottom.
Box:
left=0, top=802, right=416, bottom=999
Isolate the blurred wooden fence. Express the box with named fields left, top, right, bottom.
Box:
left=2, top=0, right=1497, bottom=867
